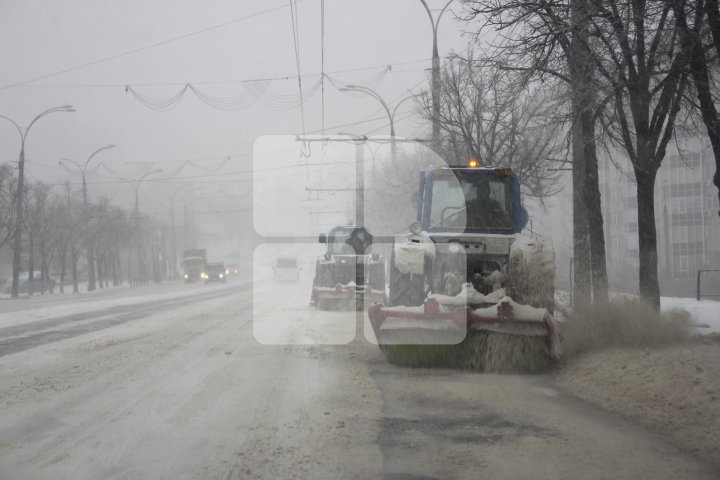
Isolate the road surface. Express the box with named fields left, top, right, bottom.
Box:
left=0, top=274, right=715, bottom=479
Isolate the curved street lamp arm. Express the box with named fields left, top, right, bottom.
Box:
left=436, top=0, right=454, bottom=35
left=23, top=105, right=75, bottom=148
left=59, top=158, right=83, bottom=173
left=0, top=115, right=23, bottom=140
left=418, top=0, right=435, bottom=29
left=391, top=95, right=417, bottom=122
left=343, top=85, right=393, bottom=122
left=84, top=144, right=116, bottom=171
left=138, top=169, right=162, bottom=184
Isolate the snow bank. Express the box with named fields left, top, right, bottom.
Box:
left=661, top=297, right=720, bottom=334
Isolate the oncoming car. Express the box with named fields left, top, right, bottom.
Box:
left=273, top=256, right=300, bottom=282
left=203, top=262, right=227, bottom=284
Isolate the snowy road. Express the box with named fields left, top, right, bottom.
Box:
left=0, top=276, right=716, bottom=479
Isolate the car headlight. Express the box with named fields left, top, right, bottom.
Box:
left=219, top=274, right=224, bottom=278
left=184, top=274, right=188, bottom=278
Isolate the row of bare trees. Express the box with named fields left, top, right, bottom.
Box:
left=0, top=169, right=164, bottom=294
left=420, top=0, right=720, bottom=309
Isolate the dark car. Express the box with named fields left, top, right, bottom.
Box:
left=4, top=278, right=57, bottom=294
left=203, top=262, right=227, bottom=284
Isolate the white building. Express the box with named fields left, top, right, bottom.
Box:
left=599, top=139, right=720, bottom=297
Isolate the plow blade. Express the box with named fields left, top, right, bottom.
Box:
left=313, top=284, right=386, bottom=311
left=367, top=297, right=561, bottom=372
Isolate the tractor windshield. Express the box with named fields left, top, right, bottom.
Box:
left=327, top=228, right=357, bottom=255
left=429, top=173, right=514, bottom=230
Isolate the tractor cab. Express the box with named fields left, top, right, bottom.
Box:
left=418, top=167, right=528, bottom=234
left=312, top=225, right=385, bottom=310
left=319, top=225, right=374, bottom=256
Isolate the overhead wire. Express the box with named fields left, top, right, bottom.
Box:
left=0, top=1, right=307, bottom=90
left=289, top=0, right=307, bottom=136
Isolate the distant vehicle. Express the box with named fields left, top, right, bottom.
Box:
left=226, top=263, right=240, bottom=275
left=204, top=262, right=227, bottom=284
left=273, top=256, right=300, bottom=282
left=4, top=278, right=56, bottom=294
left=183, top=249, right=207, bottom=283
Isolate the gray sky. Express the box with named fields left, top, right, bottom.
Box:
left=0, top=0, right=471, bottom=219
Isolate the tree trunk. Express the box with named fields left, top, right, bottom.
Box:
left=28, top=233, right=34, bottom=296
left=59, top=247, right=67, bottom=294
left=96, top=254, right=104, bottom=289
left=87, top=243, right=96, bottom=292
left=40, top=251, right=47, bottom=294
left=568, top=0, right=598, bottom=306
left=572, top=121, right=592, bottom=306
left=635, top=167, right=661, bottom=310
left=71, top=249, right=79, bottom=294
left=580, top=108, right=609, bottom=303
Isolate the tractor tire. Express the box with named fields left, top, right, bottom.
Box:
left=388, top=254, right=425, bottom=307
left=368, top=262, right=386, bottom=291
left=507, top=244, right=555, bottom=313
left=313, top=262, right=334, bottom=288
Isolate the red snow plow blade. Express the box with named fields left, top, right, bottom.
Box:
left=367, top=297, right=561, bottom=372
left=312, top=284, right=386, bottom=310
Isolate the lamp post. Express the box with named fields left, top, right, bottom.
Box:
left=60, top=144, right=116, bottom=291
left=122, top=169, right=162, bottom=285
left=118, top=169, right=163, bottom=213
left=168, top=184, right=192, bottom=279
left=418, top=0, right=453, bottom=149
left=0, top=105, right=75, bottom=298
left=339, top=86, right=415, bottom=161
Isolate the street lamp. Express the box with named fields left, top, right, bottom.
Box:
left=0, top=105, right=75, bottom=298
left=117, top=169, right=162, bottom=286
left=118, top=169, right=163, bottom=213
left=418, top=0, right=453, bottom=148
left=167, top=184, right=192, bottom=279
left=339, top=85, right=415, bottom=160
left=59, top=143, right=116, bottom=291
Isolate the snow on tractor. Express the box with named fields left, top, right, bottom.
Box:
left=311, top=225, right=386, bottom=310
left=367, top=165, right=561, bottom=372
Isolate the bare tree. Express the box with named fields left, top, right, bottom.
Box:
left=587, top=1, right=688, bottom=309
left=0, top=164, right=16, bottom=249
left=460, top=0, right=610, bottom=305
left=420, top=51, right=565, bottom=198
left=672, top=0, right=720, bottom=214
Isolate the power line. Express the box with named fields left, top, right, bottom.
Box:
left=11, top=59, right=431, bottom=89
left=0, top=1, right=305, bottom=90
left=289, top=0, right=307, bottom=136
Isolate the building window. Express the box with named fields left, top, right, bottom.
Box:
left=679, top=255, right=689, bottom=272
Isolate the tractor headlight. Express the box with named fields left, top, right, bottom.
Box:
left=410, top=221, right=422, bottom=234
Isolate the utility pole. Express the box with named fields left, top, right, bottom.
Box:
left=1, top=105, right=75, bottom=298
left=60, top=143, right=116, bottom=291
left=419, top=0, right=453, bottom=150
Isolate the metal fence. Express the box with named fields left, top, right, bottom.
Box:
left=696, top=269, right=720, bottom=301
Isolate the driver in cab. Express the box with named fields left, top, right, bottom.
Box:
left=464, top=179, right=512, bottom=229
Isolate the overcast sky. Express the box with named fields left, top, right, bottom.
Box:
left=0, top=0, right=472, bottom=220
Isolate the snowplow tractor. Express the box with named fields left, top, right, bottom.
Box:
left=311, top=225, right=386, bottom=310
left=367, top=166, right=561, bottom=373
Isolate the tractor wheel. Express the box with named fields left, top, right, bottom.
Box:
left=314, top=262, right=334, bottom=288
left=388, top=255, right=425, bottom=307
left=368, top=262, right=386, bottom=291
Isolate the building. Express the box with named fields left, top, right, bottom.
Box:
left=599, top=139, right=720, bottom=297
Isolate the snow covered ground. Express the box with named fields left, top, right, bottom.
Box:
left=0, top=281, right=241, bottom=329
left=661, top=296, right=720, bottom=334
